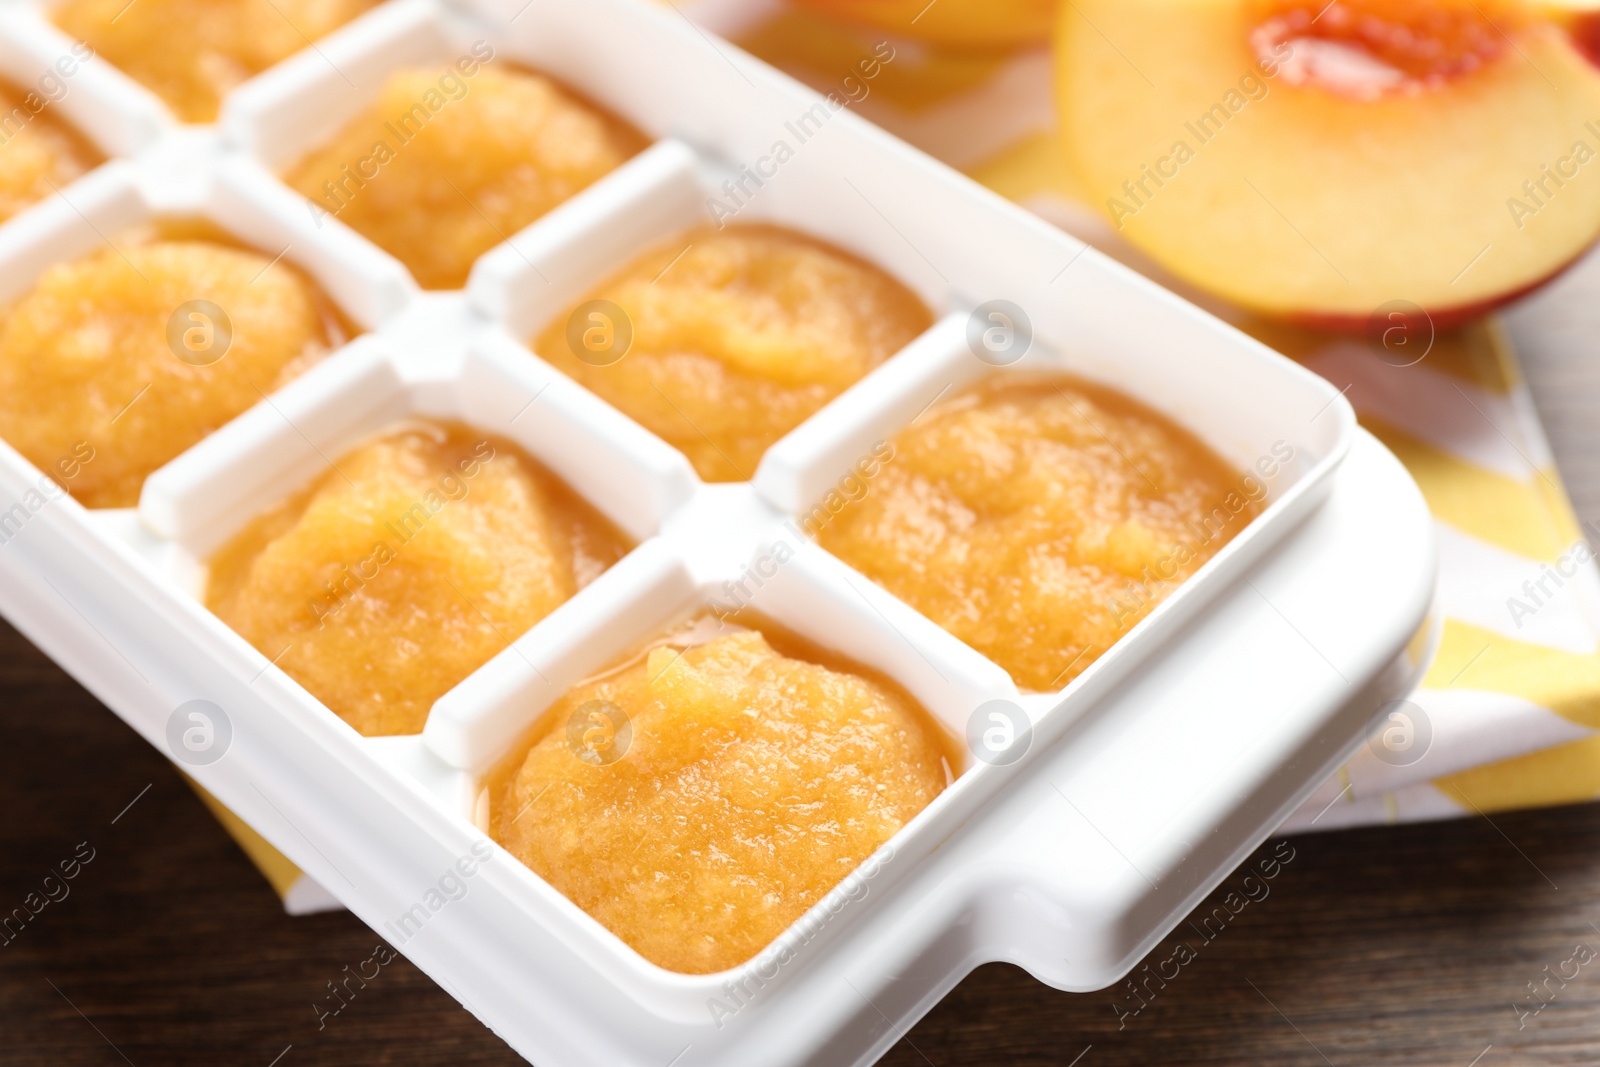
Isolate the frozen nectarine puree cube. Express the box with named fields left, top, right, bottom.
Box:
left=0, top=232, right=340, bottom=508
left=207, top=423, right=628, bottom=737
left=286, top=64, right=645, bottom=290
left=0, top=81, right=97, bottom=225
left=537, top=225, right=932, bottom=482
left=493, top=617, right=953, bottom=974
left=54, top=0, right=380, bottom=123
left=818, top=377, right=1265, bottom=691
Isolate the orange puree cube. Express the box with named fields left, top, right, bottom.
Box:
left=207, top=424, right=628, bottom=737
left=818, top=377, right=1265, bottom=691
left=537, top=225, right=931, bottom=482
left=494, top=623, right=950, bottom=974
left=0, top=239, right=336, bottom=508
left=287, top=65, right=644, bottom=290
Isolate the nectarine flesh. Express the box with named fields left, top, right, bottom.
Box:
left=1057, top=0, right=1600, bottom=324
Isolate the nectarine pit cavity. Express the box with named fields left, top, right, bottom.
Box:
left=1249, top=0, right=1525, bottom=98
left=1570, top=12, right=1600, bottom=71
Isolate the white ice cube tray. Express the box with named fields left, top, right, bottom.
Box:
left=0, top=0, right=1437, bottom=1064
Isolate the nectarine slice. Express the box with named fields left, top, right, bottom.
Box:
left=1057, top=0, right=1600, bottom=324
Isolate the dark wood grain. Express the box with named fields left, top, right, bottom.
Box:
left=5, top=257, right=1600, bottom=1067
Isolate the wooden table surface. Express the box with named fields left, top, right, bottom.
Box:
left=4, top=254, right=1600, bottom=1067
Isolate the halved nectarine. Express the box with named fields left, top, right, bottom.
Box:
left=1056, top=0, right=1600, bottom=326
left=792, top=0, right=1058, bottom=50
